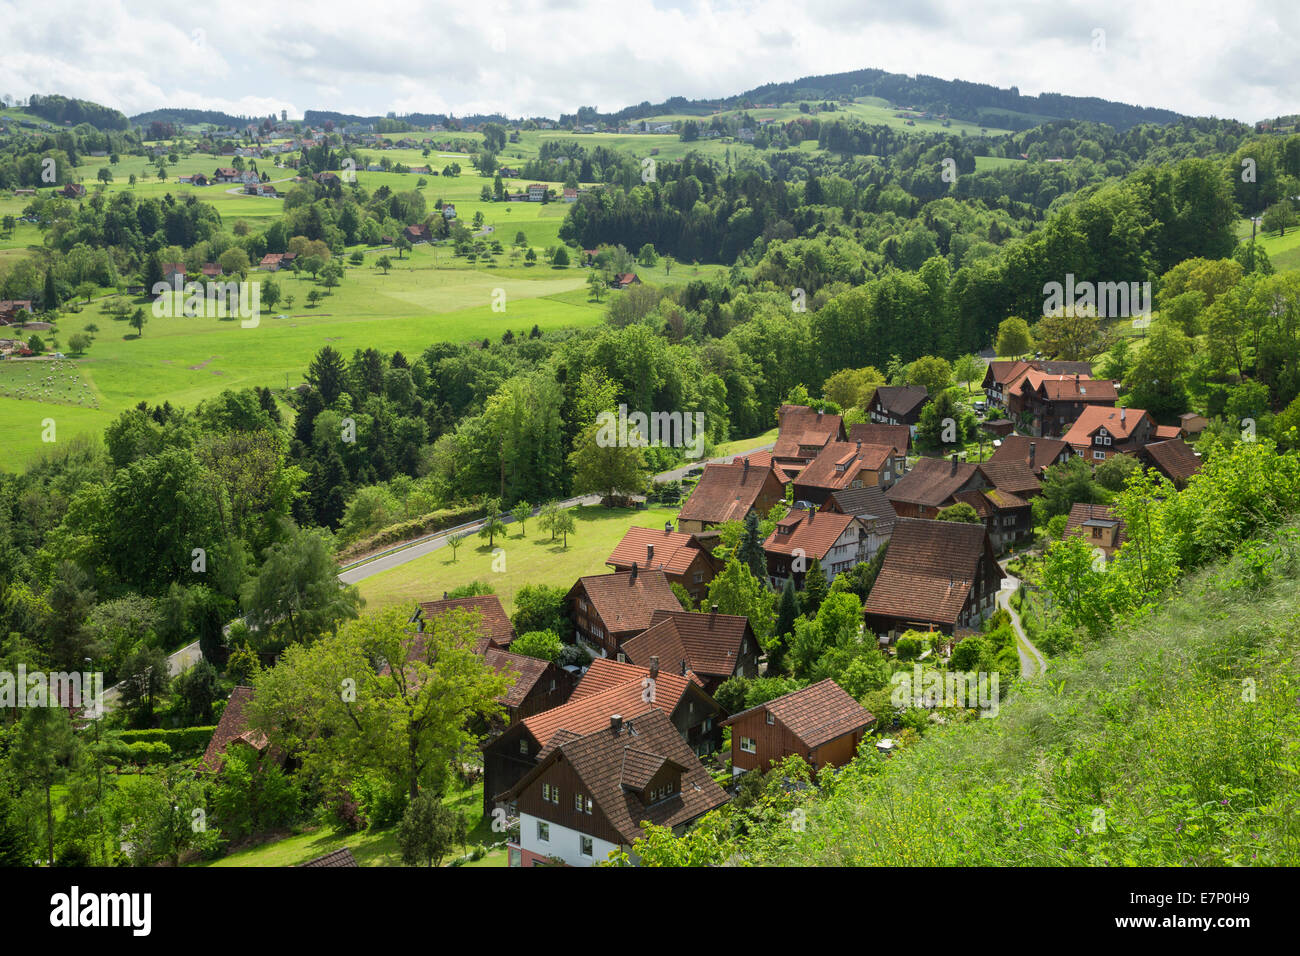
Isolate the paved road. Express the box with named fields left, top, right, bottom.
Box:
left=337, top=441, right=776, bottom=584
left=997, top=561, right=1046, bottom=678
left=101, top=639, right=203, bottom=711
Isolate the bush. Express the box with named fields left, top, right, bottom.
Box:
left=895, top=636, right=922, bottom=661
left=117, top=726, right=216, bottom=759
left=336, top=505, right=482, bottom=562
left=510, top=630, right=563, bottom=662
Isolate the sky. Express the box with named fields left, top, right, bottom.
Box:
left=0, top=0, right=1297, bottom=122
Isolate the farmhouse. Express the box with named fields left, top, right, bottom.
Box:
left=0, top=300, right=33, bottom=323
left=763, top=507, right=879, bottom=588
left=821, top=485, right=898, bottom=534
left=441, top=203, right=456, bottom=219
left=987, top=435, right=1073, bottom=476
left=772, top=404, right=846, bottom=472
left=566, top=568, right=683, bottom=656
left=982, top=359, right=1093, bottom=412
left=1062, top=405, right=1156, bottom=462
left=723, top=679, right=874, bottom=777
left=677, top=458, right=785, bottom=532
left=500, top=707, right=728, bottom=867
left=481, top=647, right=575, bottom=724
left=60, top=183, right=86, bottom=198
left=606, top=524, right=720, bottom=602
left=620, top=607, right=760, bottom=694
left=1140, top=437, right=1202, bottom=488
left=863, top=518, right=1002, bottom=637
left=866, top=385, right=930, bottom=432
left=527, top=183, right=547, bottom=201
left=613, top=272, right=640, bottom=289
left=886, top=456, right=1037, bottom=549
left=213, top=167, right=239, bottom=183
left=791, top=439, right=905, bottom=507
left=403, top=223, right=433, bottom=244
left=484, top=657, right=722, bottom=814
left=1012, top=371, right=1119, bottom=437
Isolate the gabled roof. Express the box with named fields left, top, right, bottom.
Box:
left=1065, top=502, right=1126, bottom=549
left=976, top=460, right=1042, bottom=497
left=763, top=508, right=861, bottom=561
left=847, top=423, right=911, bottom=454
left=299, top=848, right=359, bottom=867
left=886, top=456, right=982, bottom=509
left=678, top=461, right=777, bottom=525
left=482, top=648, right=552, bottom=708
left=201, top=686, right=266, bottom=772
left=795, top=440, right=898, bottom=493
left=502, top=708, right=728, bottom=845
left=1062, top=405, right=1151, bottom=447
left=607, top=526, right=713, bottom=576
left=413, top=594, right=515, bottom=651
left=987, top=435, right=1071, bottom=473
left=722, top=679, right=873, bottom=749
left=864, top=518, right=998, bottom=626
left=776, top=405, right=845, bottom=447
left=567, top=570, right=682, bottom=636
left=1142, top=437, right=1202, bottom=485
left=622, top=608, right=753, bottom=679
left=823, top=486, right=897, bottom=530
left=1033, top=374, right=1118, bottom=403
left=868, top=385, right=929, bottom=418
left=1153, top=424, right=1182, bottom=441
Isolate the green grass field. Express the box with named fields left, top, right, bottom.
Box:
left=357, top=503, right=682, bottom=614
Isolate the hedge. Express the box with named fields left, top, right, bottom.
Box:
left=336, top=504, right=482, bottom=563
left=117, top=726, right=215, bottom=758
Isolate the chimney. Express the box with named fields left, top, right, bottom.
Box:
left=647, top=543, right=655, bottom=564
left=680, top=659, right=687, bottom=675
left=1029, top=441, right=1036, bottom=465
left=742, top=458, right=750, bottom=478
left=951, top=453, right=959, bottom=473
left=442, top=591, right=448, bottom=600
left=1120, top=408, right=1127, bottom=426
left=630, top=561, right=638, bottom=580
left=664, top=520, right=673, bottom=533
left=710, top=603, right=718, bottom=615
left=855, top=440, right=862, bottom=455
left=649, top=656, right=659, bottom=680
left=610, top=714, right=623, bottom=734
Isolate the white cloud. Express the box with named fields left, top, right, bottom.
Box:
left=0, top=0, right=1296, bottom=121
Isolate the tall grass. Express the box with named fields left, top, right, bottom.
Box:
left=743, top=522, right=1300, bottom=865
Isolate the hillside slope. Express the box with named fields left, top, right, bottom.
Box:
left=742, top=523, right=1300, bottom=865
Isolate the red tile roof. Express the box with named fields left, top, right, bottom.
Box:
left=863, top=518, right=997, bottom=626
left=1062, top=405, right=1151, bottom=448
left=678, top=461, right=776, bottom=525
left=1065, top=502, right=1126, bottom=548
left=567, top=570, right=682, bottom=637
left=794, top=440, right=898, bottom=495
left=723, top=679, right=873, bottom=749
left=482, top=648, right=552, bottom=708
left=414, top=594, right=515, bottom=651
left=503, top=707, right=728, bottom=844
left=847, top=423, right=911, bottom=454
left=607, top=526, right=714, bottom=576
left=622, top=608, right=753, bottom=680
left=1142, top=437, right=1202, bottom=485
left=763, top=508, right=860, bottom=561
left=987, top=435, right=1071, bottom=473
left=976, top=460, right=1042, bottom=497
left=200, top=686, right=267, bottom=772
left=887, top=456, right=982, bottom=509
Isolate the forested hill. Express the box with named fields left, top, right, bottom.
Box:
left=603, top=67, right=1184, bottom=132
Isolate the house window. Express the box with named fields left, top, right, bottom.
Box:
left=766, top=712, right=775, bottom=725
left=703, top=717, right=713, bottom=732
left=574, top=793, right=583, bottom=812
left=578, top=598, right=587, bottom=612
left=740, top=736, right=757, bottom=754
left=592, top=625, right=604, bottom=639
left=542, top=783, right=559, bottom=804
left=1093, top=450, right=1106, bottom=460
left=549, top=679, right=556, bottom=692
left=537, top=821, right=549, bottom=842
left=693, top=572, right=704, bottom=583
left=519, top=740, right=528, bottom=755
left=580, top=836, right=593, bottom=857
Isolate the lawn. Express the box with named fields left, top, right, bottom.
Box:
left=357, top=503, right=682, bottom=614
left=206, top=777, right=504, bottom=867
left=713, top=426, right=777, bottom=457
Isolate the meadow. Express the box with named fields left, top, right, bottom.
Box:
left=356, top=503, right=683, bottom=615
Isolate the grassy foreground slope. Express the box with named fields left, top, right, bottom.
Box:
left=746, top=523, right=1300, bottom=866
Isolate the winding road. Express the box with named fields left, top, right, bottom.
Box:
left=997, top=560, right=1047, bottom=678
